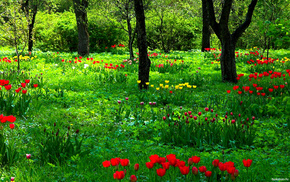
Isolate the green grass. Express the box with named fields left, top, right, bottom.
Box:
left=0, top=48, right=289, bottom=181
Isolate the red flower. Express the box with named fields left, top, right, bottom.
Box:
left=120, top=159, right=130, bottom=166
left=268, top=88, right=273, bottom=92
left=130, top=175, right=137, bottom=182
left=234, top=169, right=239, bottom=177
left=114, top=171, right=125, bottom=180
left=274, top=85, right=279, bottom=89
left=199, top=166, right=207, bottom=173
left=162, top=162, right=170, bottom=170
left=5, top=85, right=11, bottom=90
left=156, top=168, right=166, bottom=177
left=205, top=107, right=209, bottom=111
left=25, top=79, right=30, bottom=83
left=21, top=83, right=26, bottom=88
left=249, top=90, right=253, bottom=94
left=134, top=163, right=139, bottom=171
left=102, top=160, right=110, bottom=167
left=280, top=85, right=285, bottom=89
left=192, top=166, right=198, bottom=175
left=176, top=160, right=186, bottom=168
left=169, top=90, right=173, bottom=94
left=179, top=166, right=190, bottom=175
left=149, top=154, right=160, bottom=164
left=253, top=84, right=257, bottom=87
left=191, top=156, right=200, bottom=164
left=243, top=159, right=252, bottom=167
left=233, top=86, right=239, bottom=90
left=238, top=91, right=242, bottom=94
left=205, top=171, right=212, bottom=177
left=261, top=93, right=266, bottom=96
left=212, top=159, right=219, bottom=167
left=227, top=90, right=231, bottom=94
left=166, top=154, right=177, bottom=166
left=159, top=157, right=166, bottom=164
left=227, top=166, right=236, bottom=175
left=33, top=84, right=38, bottom=88
left=146, top=161, right=154, bottom=169
left=6, top=115, right=16, bottom=122
left=218, top=162, right=227, bottom=171
left=110, top=158, right=120, bottom=166
left=22, top=90, right=27, bottom=94
left=9, top=123, right=15, bottom=129
left=188, top=158, right=194, bottom=166
left=15, top=88, right=20, bottom=93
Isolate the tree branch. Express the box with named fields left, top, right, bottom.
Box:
left=205, top=0, right=221, bottom=38
left=232, top=0, right=258, bottom=44
left=219, top=0, right=233, bottom=27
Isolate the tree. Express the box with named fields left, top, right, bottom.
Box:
left=72, top=0, right=89, bottom=56
left=201, top=0, right=210, bottom=51
left=205, top=0, right=258, bottom=83
left=0, top=1, right=29, bottom=72
left=21, top=0, right=42, bottom=52
left=134, top=0, right=151, bottom=89
left=108, top=0, right=137, bottom=60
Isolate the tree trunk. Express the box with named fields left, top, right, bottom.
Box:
left=220, top=37, right=237, bottom=83
left=28, top=7, right=37, bottom=52
left=73, top=0, right=89, bottom=56
left=134, top=0, right=151, bottom=90
left=127, top=17, right=134, bottom=60
left=202, top=0, right=210, bottom=52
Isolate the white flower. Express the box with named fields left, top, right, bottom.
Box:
left=84, top=64, right=89, bottom=68
left=72, top=67, right=75, bottom=69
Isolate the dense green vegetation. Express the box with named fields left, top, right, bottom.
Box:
left=0, top=0, right=289, bottom=181
left=0, top=47, right=289, bottom=181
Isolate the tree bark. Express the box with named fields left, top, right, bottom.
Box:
left=205, top=0, right=257, bottom=83
left=134, top=0, right=151, bottom=90
left=28, top=6, right=37, bottom=52
left=73, top=0, right=89, bottom=56
left=126, top=17, right=134, bottom=60
left=202, top=0, right=210, bottom=52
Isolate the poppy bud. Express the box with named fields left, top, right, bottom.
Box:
left=54, top=122, right=56, bottom=127
left=44, top=128, right=46, bottom=132
left=163, top=116, right=166, bottom=120
left=134, top=163, right=139, bottom=171
left=211, top=109, right=213, bottom=113
left=205, top=117, right=208, bottom=121
left=56, top=132, right=58, bottom=136
left=172, top=112, right=174, bottom=115
left=68, top=126, right=70, bottom=130
left=167, top=114, right=170, bottom=117
left=76, top=129, right=79, bottom=134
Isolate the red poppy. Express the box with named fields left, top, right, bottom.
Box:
left=6, top=115, right=16, bottom=122
left=227, top=90, right=231, bottom=94
left=102, top=160, right=110, bottom=167
left=22, top=90, right=27, bottom=94
left=25, top=79, right=30, bottom=83
left=268, top=88, right=273, bottom=92
left=146, top=161, right=154, bottom=169
left=243, top=159, right=252, bottom=167
left=205, top=171, right=212, bottom=177
left=253, top=84, right=257, bottom=87
left=166, top=154, right=177, bottom=166
left=280, top=85, right=285, bottom=89
left=34, top=84, right=38, bottom=88
left=233, top=86, right=239, bottom=90
left=238, top=91, right=242, bottom=94
left=159, top=157, right=166, bottom=164
left=120, top=159, right=130, bottom=166
left=156, top=168, right=166, bottom=177
left=21, top=83, right=26, bottom=88
left=176, top=160, right=186, bottom=168
left=179, top=166, right=190, bottom=175
left=227, top=166, right=236, bottom=175
left=249, top=90, right=253, bottom=94
left=169, top=90, right=173, bottom=94
left=261, top=93, right=266, bottom=96
left=188, top=158, right=194, bottom=166
left=274, top=85, right=279, bottom=89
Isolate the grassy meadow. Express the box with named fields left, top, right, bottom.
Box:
left=0, top=46, right=289, bottom=181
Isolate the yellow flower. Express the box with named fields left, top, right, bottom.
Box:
left=151, top=85, right=154, bottom=87
left=146, top=82, right=149, bottom=85
left=165, top=80, right=169, bottom=83
left=137, top=80, right=141, bottom=83
left=165, top=85, right=169, bottom=89
left=185, top=82, right=189, bottom=85
left=192, top=85, right=197, bottom=88
left=156, top=88, right=160, bottom=91
left=187, top=85, right=192, bottom=88
left=175, top=85, right=179, bottom=89
left=159, top=84, right=164, bottom=87
left=179, top=87, right=183, bottom=89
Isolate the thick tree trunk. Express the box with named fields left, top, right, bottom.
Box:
left=28, top=8, right=37, bottom=52
left=73, top=0, right=89, bottom=56
left=134, top=0, right=151, bottom=90
left=220, top=37, right=237, bottom=83
left=202, top=0, right=210, bottom=52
